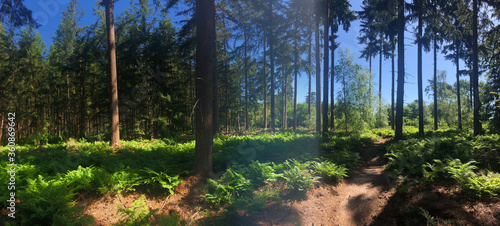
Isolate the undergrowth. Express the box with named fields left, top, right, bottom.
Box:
left=385, top=131, right=500, bottom=198
left=0, top=130, right=374, bottom=224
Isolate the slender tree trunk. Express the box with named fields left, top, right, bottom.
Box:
left=270, top=2, right=275, bottom=132
left=369, top=56, right=372, bottom=96
left=213, top=44, right=219, bottom=134
left=315, top=11, right=321, bottom=133
left=283, top=76, right=287, bottom=130
left=105, top=0, right=120, bottom=147
left=293, top=18, right=298, bottom=131
left=472, top=0, right=482, bottom=135
left=433, top=39, right=438, bottom=130
left=456, top=42, right=462, bottom=130
left=0, top=112, right=3, bottom=142
left=263, top=40, right=268, bottom=130
left=244, top=28, right=249, bottom=131
left=330, top=29, right=335, bottom=131
left=308, top=25, right=312, bottom=120
left=395, top=0, right=405, bottom=140
left=193, top=0, right=216, bottom=179
left=417, top=1, right=424, bottom=137
left=225, top=44, right=229, bottom=133
left=263, top=39, right=268, bottom=130
left=379, top=36, right=383, bottom=126
left=391, top=47, right=395, bottom=130
left=322, top=2, right=329, bottom=138
left=80, top=70, right=86, bottom=138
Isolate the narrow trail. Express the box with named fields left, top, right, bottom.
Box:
left=243, top=138, right=395, bottom=226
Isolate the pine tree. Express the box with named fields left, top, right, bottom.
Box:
left=104, top=0, right=121, bottom=147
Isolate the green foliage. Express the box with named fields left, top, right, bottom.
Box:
left=116, top=195, right=158, bottom=226
left=280, top=159, right=319, bottom=192
left=311, top=161, right=348, bottom=182
left=235, top=161, right=281, bottom=187
left=20, top=175, right=93, bottom=225
left=63, top=165, right=107, bottom=192
left=387, top=131, right=500, bottom=197
left=139, top=168, right=183, bottom=195
left=202, top=168, right=252, bottom=204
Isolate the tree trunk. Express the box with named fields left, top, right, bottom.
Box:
left=472, top=0, right=482, bottom=135
left=322, top=2, right=329, bottom=138
left=283, top=76, right=287, bottom=130
left=263, top=39, right=268, bottom=130
left=417, top=1, right=424, bottom=137
left=193, top=0, right=216, bottom=179
left=456, top=41, right=462, bottom=130
left=391, top=47, right=395, bottom=130
left=79, top=70, right=86, bottom=138
left=433, top=39, right=438, bottom=130
left=395, top=0, right=405, bottom=140
left=308, top=25, right=312, bottom=120
left=0, top=112, right=3, bottom=142
left=244, top=28, right=249, bottom=131
left=330, top=29, right=335, bottom=131
left=293, top=19, right=298, bottom=131
left=270, top=2, right=275, bottom=132
left=105, top=0, right=120, bottom=148
left=213, top=43, right=219, bottom=135
left=225, top=39, right=230, bottom=133
left=379, top=36, right=383, bottom=126
left=315, top=11, right=321, bottom=133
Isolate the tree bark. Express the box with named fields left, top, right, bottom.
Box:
left=417, top=0, right=424, bottom=137
left=391, top=46, right=395, bottom=130
left=270, top=2, right=276, bottom=132
left=379, top=36, right=383, bottom=126
left=322, top=2, right=329, bottom=138
left=330, top=29, right=335, bottom=131
left=433, top=39, right=438, bottom=130
left=472, top=0, right=482, bottom=135
left=244, top=28, right=249, bottom=131
left=79, top=70, right=86, bottom=138
left=105, top=0, right=120, bottom=147
left=456, top=41, right=462, bottom=130
left=293, top=18, right=298, bottom=131
left=193, top=0, right=216, bottom=179
left=308, top=24, right=312, bottom=120
left=263, top=39, right=268, bottom=130
left=395, top=0, right=405, bottom=140
left=315, top=11, right=321, bottom=133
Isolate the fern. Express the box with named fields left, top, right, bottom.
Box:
left=139, top=168, right=183, bottom=195
left=116, top=195, right=158, bottom=226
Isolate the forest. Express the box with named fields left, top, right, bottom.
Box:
left=0, top=0, right=499, bottom=225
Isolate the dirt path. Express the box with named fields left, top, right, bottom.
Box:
left=293, top=138, right=395, bottom=226
left=230, top=138, right=395, bottom=226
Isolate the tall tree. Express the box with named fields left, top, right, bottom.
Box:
left=395, top=0, right=405, bottom=140
left=472, top=0, right=482, bottom=135
left=315, top=1, right=321, bottom=132
left=323, top=0, right=329, bottom=137
left=329, top=0, right=356, bottom=131
left=268, top=1, right=277, bottom=132
left=417, top=0, right=424, bottom=136
left=193, top=0, right=216, bottom=179
left=104, top=0, right=120, bottom=147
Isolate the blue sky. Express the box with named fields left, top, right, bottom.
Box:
left=26, top=0, right=467, bottom=106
